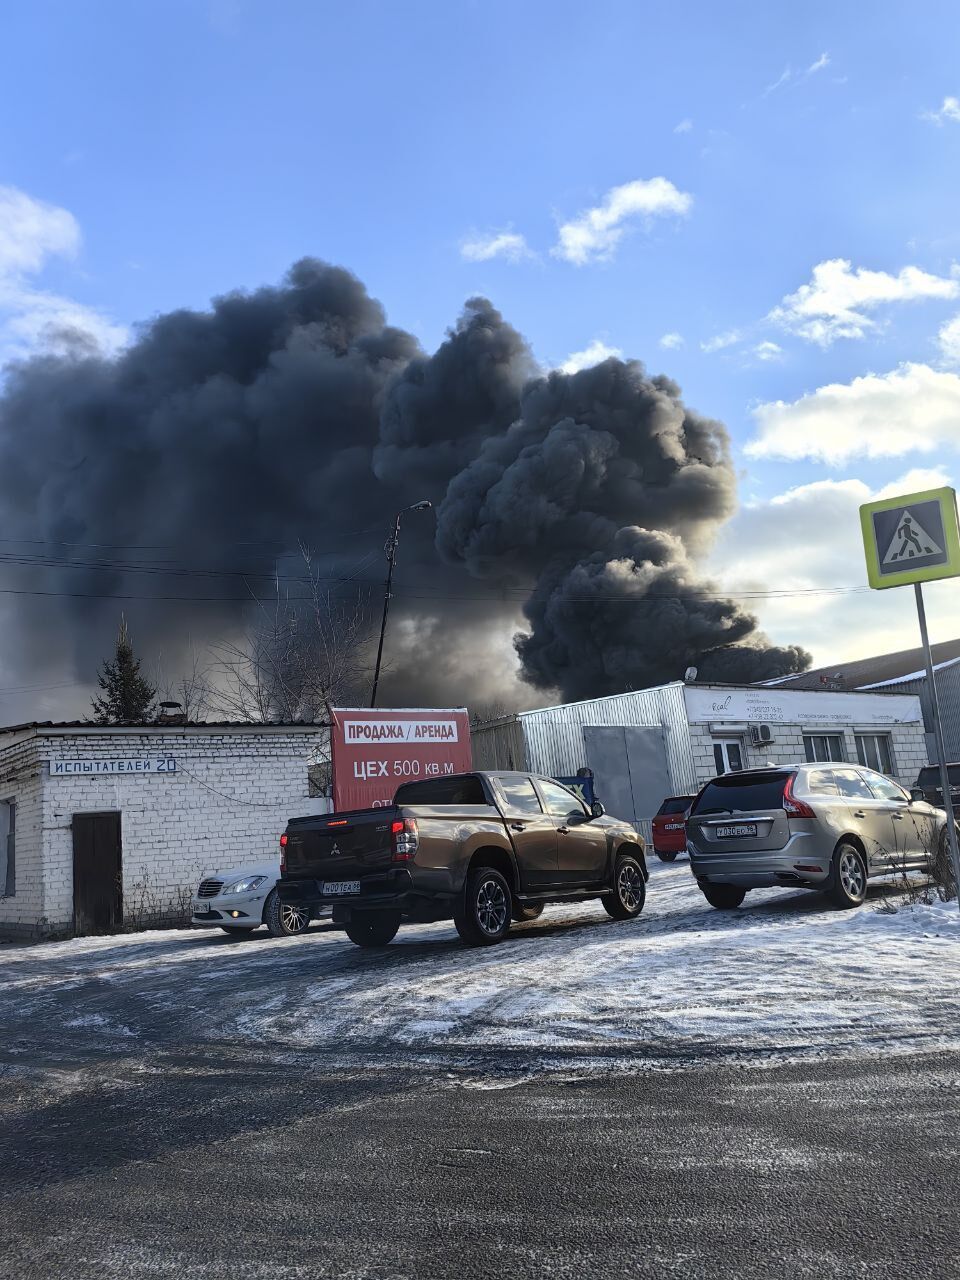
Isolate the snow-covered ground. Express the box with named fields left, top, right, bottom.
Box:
left=3, top=862, right=960, bottom=1074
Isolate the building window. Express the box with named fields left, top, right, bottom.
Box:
left=855, top=733, right=893, bottom=775
left=803, top=734, right=845, bottom=763
left=713, top=740, right=743, bottom=774
left=0, top=800, right=15, bottom=897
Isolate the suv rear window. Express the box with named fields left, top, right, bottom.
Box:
left=657, top=796, right=693, bottom=815
left=918, top=765, right=960, bottom=787
left=394, top=776, right=487, bottom=806
left=691, top=772, right=791, bottom=815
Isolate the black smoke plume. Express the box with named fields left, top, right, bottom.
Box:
left=0, top=260, right=808, bottom=717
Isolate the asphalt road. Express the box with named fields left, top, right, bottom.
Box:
left=1, top=1041, right=958, bottom=1278
left=2, top=873, right=959, bottom=1278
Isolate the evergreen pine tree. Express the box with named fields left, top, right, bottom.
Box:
left=91, top=616, right=157, bottom=724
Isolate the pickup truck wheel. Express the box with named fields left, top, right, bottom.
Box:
left=455, top=867, right=513, bottom=946
left=513, top=903, right=544, bottom=922
left=264, top=888, right=312, bottom=937
left=655, top=850, right=678, bottom=862
left=344, top=911, right=401, bottom=948
left=602, top=854, right=646, bottom=920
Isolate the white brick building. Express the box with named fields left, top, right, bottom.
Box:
left=0, top=722, right=330, bottom=942
left=471, top=681, right=929, bottom=836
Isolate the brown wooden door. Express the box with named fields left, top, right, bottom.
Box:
left=72, top=812, right=122, bottom=936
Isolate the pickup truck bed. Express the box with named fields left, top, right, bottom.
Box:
left=277, top=770, right=647, bottom=948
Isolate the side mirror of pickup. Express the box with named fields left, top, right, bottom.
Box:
left=909, top=787, right=926, bottom=803
left=591, top=800, right=605, bottom=819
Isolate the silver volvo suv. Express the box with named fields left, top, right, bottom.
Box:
left=686, top=763, right=949, bottom=910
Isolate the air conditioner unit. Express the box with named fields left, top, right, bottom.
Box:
left=751, top=723, right=774, bottom=746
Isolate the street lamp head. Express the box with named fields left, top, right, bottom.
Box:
left=409, top=499, right=432, bottom=511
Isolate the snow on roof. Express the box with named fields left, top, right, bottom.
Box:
left=859, top=655, right=960, bottom=689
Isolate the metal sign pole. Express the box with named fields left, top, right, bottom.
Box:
left=914, top=581, right=960, bottom=909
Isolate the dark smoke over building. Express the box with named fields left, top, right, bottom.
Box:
left=0, top=259, right=809, bottom=716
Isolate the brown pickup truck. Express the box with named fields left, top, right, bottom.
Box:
left=276, top=770, right=648, bottom=948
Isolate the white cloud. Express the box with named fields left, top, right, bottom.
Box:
left=747, top=362, right=960, bottom=464
left=700, top=329, right=741, bottom=353
left=552, top=177, right=692, bottom=266
left=923, top=96, right=960, bottom=125
left=763, top=66, right=792, bottom=96
left=560, top=338, right=623, bottom=374
left=753, top=340, right=783, bottom=361
left=0, top=185, right=126, bottom=365
left=769, top=257, right=960, bottom=346
left=0, top=186, right=79, bottom=276
left=674, top=118, right=693, bottom=134
left=939, top=314, right=960, bottom=365
left=659, top=332, right=684, bottom=350
left=807, top=52, right=830, bottom=74
left=459, top=229, right=533, bottom=263
left=707, top=467, right=959, bottom=666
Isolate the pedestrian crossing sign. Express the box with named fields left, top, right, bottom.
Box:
left=860, top=486, right=960, bottom=589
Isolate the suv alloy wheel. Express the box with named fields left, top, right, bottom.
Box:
left=828, top=842, right=868, bottom=909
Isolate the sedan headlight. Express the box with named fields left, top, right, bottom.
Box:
left=223, top=875, right=268, bottom=895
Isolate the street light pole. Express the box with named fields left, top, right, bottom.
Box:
left=370, top=500, right=432, bottom=708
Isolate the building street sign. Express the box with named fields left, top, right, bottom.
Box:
left=860, top=486, right=960, bottom=589
left=49, top=758, right=177, bottom=776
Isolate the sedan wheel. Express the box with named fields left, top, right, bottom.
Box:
left=265, top=888, right=312, bottom=937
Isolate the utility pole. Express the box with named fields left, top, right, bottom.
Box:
left=370, top=500, right=432, bottom=708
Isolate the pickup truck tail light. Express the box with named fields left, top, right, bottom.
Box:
left=391, top=818, right=419, bottom=862
left=279, top=832, right=288, bottom=872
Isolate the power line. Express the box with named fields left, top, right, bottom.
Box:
left=0, top=520, right=389, bottom=554
left=0, top=581, right=873, bottom=605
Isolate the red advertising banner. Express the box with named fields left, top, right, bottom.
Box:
left=330, top=707, right=473, bottom=812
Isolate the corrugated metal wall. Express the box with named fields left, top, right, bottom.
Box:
left=890, top=665, right=960, bottom=762
left=470, top=716, right=529, bottom=771
left=500, top=682, right=696, bottom=792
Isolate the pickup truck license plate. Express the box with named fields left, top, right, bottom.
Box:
left=716, top=823, right=758, bottom=838
left=323, top=880, right=360, bottom=896
left=665, top=822, right=684, bottom=830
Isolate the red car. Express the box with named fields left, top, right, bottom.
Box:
left=651, top=795, right=694, bottom=862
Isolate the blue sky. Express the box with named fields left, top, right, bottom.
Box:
left=2, top=0, right=960, bottom=674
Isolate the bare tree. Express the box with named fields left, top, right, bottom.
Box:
left=469, top=701, right=516, bottom=729
left=211, top=549, right=374, bottom=723
left=156, top=643, right=215, bottom=721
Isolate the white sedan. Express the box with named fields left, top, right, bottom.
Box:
left=191, top=859, right=327, bottom=938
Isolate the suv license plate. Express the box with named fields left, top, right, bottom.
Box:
left=665, top=822, right=684, bottom=830
left=323, top=880, right=360, bottom=896
left=716, top=823, right=758, bottom=838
